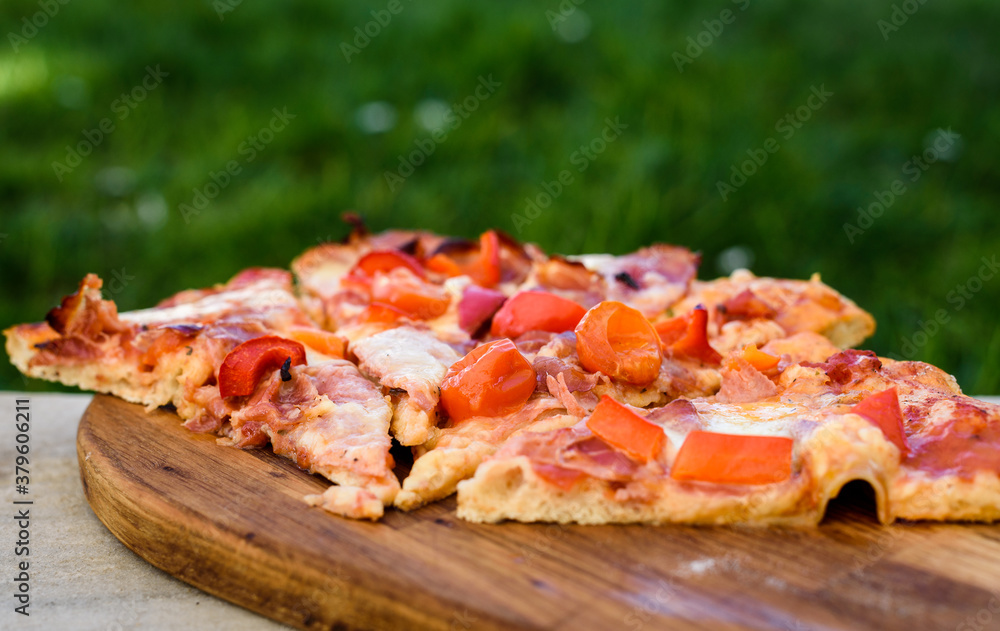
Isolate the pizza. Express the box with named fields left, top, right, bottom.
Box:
left=5, top=217, right=998, bottom=525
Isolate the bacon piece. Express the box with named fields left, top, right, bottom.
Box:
left=803, top=349, right=882, bottom=389
left=578, top=245, right=700, bottom=317
left=717, top=357, right=779, bottom=404
left=512, top=330, right=559, bottom=360
left=494, top=423, right=648, bottom=487
left=901, top=397, right=1000, bottom=480
left=394, top=396, right=571, bottom=509
left=646, top=399, right=702, bottom=433
left=560, top=437, right=640, bottom=481
left=546, top=373, right=592, bottom=417
left=40, top=274, right=134, bottom=357
left=718, top=289, right=777, bottom=322
left=534, top=356, right=598, bottom=394
left=531, top=463, right=585, bottom=491
left=228, top=359, right=400, bottom=509
left=529, top=255, right=606, bottom=308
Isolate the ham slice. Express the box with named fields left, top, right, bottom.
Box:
left=228, top=359, right=399, bottom=517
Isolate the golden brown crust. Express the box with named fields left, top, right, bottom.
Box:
left=670, top=269, right=876, bottom=349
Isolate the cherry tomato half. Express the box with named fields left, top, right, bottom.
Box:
left=440, top=338, right=536, bottom=422
left=575, top=301, right=662, bottom=385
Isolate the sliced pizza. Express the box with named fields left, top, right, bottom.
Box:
left=5, top=269, right=400, bottom=519
left=456, top=345, right=1000, bottom=525
left=667, top=269, right=877, bottom=352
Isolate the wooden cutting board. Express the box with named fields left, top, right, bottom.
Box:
left=77, top=394, right=1000, bottom=631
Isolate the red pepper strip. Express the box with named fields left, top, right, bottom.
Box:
left=671, top=431, right=793, bottom=485
left=473, top=229, right=502, bottom=288
left=666, top=307, right=722, bottom=365
left=850, top=387, right=911, bottom=456
left=586, top=395, right=666, bottom=463
left=423, top=230, right=502, bottom=288
left=218, top=335, right=307, bottom=398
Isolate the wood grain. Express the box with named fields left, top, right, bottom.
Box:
left=77, top=394, right=1000, bottom=631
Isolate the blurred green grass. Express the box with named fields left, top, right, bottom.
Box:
left=1, top=0, right=998, bottom=393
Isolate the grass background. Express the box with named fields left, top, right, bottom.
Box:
left=1, top=0, right=998, bottom=393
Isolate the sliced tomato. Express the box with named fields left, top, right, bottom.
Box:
left=575, top=301, right=662, bottom=385
left=850, top=387, right=911, bottom=456
left=218, top=335, right=307, bottom=398
left=663, top=307, right=722, bottom=365
left=586, top=395, right=666, bottom=463
left=371, top=269, right=450, bottom=320
left=739, top=343, right=780, bottom=372
left=490, top=290, right=586, bottom=339
left=285, top=327, right=345, bottom=358
left=670, top=431, right=793, bottom=485
left=440, top=338, right=537, bottom=422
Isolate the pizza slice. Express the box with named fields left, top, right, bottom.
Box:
left=456, top=342, right=1000, bottom=525
left=5, top=269, right=400, bottom=519
left=667, top=269, right=877, bottom=351
left=394, top=299, right=724, bottom=511
left=349, top=325, right=461, bottom=447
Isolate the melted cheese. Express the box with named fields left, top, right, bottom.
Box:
left=120, top=288, right=298, bottom=325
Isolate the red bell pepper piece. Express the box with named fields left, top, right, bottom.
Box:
left=586, top=395, right=666, bottom=463
left=671, top=431, right=793, bottom=485
left=661, top=307, right=722, bottom=365
left=218, top=335, right=307, bottom=398
left=849, top=387, right=911, bottom=456
left=490, top=290, right=586, bottom=338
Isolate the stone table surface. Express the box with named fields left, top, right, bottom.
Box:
left=0, top=393, right=287, bottom=631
